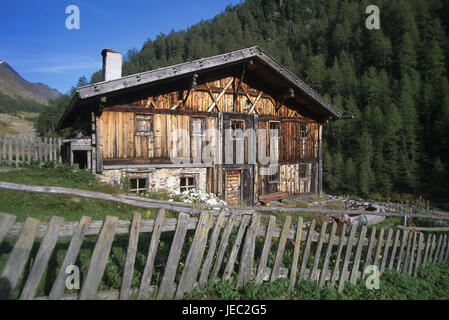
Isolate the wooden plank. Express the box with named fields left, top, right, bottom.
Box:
left=236, top=213, right=260, bottom=288
left=157, top=212, right=190, bottom=299
left=413, top=232, right=425, bottom=277
left=350, top=225, right=367, bottom=285
left=401, top=231, right=412, bottom=273
left=427, top=234, right=435, bottom=264
left=255, top=215, right=276, bottom=284
left=176, top=212, right=214, bottom=298
left=423, top=233, right=432, bottom=263
left=79, top=215, right=118, bottom=300
left=119, top=213, right=142, bottom=300
left=222, top=215, right=250, bottom=281
left=380, top=228, right=393, bottom=272
left=388, top=229, right=401, bottom=270
left=199, top=210, right=226, bottom=285
left=1, top=135, right=4, bottom=161
left=21, top=136, right=25, bottom=163
left=8, top=134, right=13, bottom=165
left=373, top=228, right=385, bottom=267
left=363, top=227, right=377, bottom=276
left=20, top=216, right=65, bottom=300
left=310, top=221, right=328, bottom=282
left=299, top=219, right=316, bottom=280
left=433, top=234, right=443, bottom=264
left=439, top=235, right=447, bottom=263
left=138, top=209, right=165, bottom=299
left=408, top=232, right=418, bottom=275
left=289, top=217, right=304, bottom=290
left=318, top=222, right=337, bottom=287
left=0, top=217, right=39, bottom=299
left=331, top=223, right=347, bottom=286
left=212, top=211, right=237, bottom=278
left=15, top=135, right=19, bottom=167
left=444, top=237, right=449, bottom=261
left=338, top=224, right=357, bottom=293
left=27, top=137, right=31, bottom=164
left=0, top=213, right=16, bottom=246
left=402, top=231, right=413, bottom=273
left=270, top=216, right=292, bottom=282
left=396, top=230, right=409, bottom=272
left=49, top=216, right=91, bottom=300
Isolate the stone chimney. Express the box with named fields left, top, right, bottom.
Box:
left=101, top=49, right=122, bottom=81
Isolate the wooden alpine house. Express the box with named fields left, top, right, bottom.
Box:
left=57, top=46, right=343, bottom=205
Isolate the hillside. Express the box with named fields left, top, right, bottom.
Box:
left=102, top=0, right=449, bottom=201
left=40, top=0, right=447, bottom=202
left=0, top=60, right=60, bottom=112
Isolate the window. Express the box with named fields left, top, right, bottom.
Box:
left=135, top=115, right=153, bottom=136
left=130, top=177, right=148, bottom=194
left=190, top=118, right=206, bottom=137
left=191, top=118, right=206, bottom=160
left=180, top=176, right=196, bottom=192
left=299, top=164, right=309, bottom=180
left=268, top=121, right=280, bottom=159
left=231, top=120, right=245, bottom=140
left=268, top=167, right=280, bottom=183
left=299, top=124, right=309, bottom=139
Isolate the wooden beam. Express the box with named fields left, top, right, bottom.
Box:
left=171, top=74, right=198, bottom=110
left=205, top=83, right=220, bottom=112
left=234, top=68, right=246, bottom=112
left=248, top=91, right=263, bottom=114
left=207, top=78, right=233, bottom=112
left=145, top=97, right=157, bottom=108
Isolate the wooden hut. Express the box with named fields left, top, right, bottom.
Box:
left=57, top=47, right=344, bottom=205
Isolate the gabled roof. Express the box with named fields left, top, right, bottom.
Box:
left=57, top=46, right=342, bottom=129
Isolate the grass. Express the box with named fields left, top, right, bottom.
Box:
left=0, top=120, right=18, bottom=135
left=184, top=261, right=449, bottom=300
left=0, top=165, right=447, bottom=300
left=0, top=164, right=151, bottom=222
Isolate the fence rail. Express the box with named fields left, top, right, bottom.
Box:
left=1, top=181, right=449, bottom=220
left=0, top=209, right=448, bottom=300
left=0, top=134, right=62, bottom=167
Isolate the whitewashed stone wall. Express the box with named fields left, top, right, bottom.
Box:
left=149, top=168, right=207, bottom=193
left=98, top=167, right=207, bottom=193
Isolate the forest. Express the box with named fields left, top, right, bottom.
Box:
left=0, top=91, right=46, bottom=114
left=37, top=0, right=449, bottom=203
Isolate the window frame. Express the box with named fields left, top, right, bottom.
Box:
left=135, top=114, right=154, bottom=136
left=230, top=120, right=245, bottom=141
left=129, top=176, right=149, bottom=194
left=298, top=164, right=309, bottom=180
left=180, top=175, right=197, bottom=193
left=190, top=117, right=206, bottom=137
left=299, top=123, right=309, bottom=140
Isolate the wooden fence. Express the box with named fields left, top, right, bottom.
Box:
left=1, top=209, right=448, bottom=300
left=0, top=134, right=62, bottom=167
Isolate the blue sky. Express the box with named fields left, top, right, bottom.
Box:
left=0, top=0, right=242, bottom=94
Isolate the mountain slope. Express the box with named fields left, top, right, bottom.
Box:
left=102, top=0, right=449, bottom=200
left=0, top=60, right=60, bottom=105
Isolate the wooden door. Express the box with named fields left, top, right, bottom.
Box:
left=225, top=170, right=241, bottom=205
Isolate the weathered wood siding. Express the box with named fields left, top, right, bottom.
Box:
left=101, top=111, right=216, bottom=161
left=111, top=76, right=309, bottom=117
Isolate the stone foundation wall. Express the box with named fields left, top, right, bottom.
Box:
left=98, top=167, right=207, bottom=194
